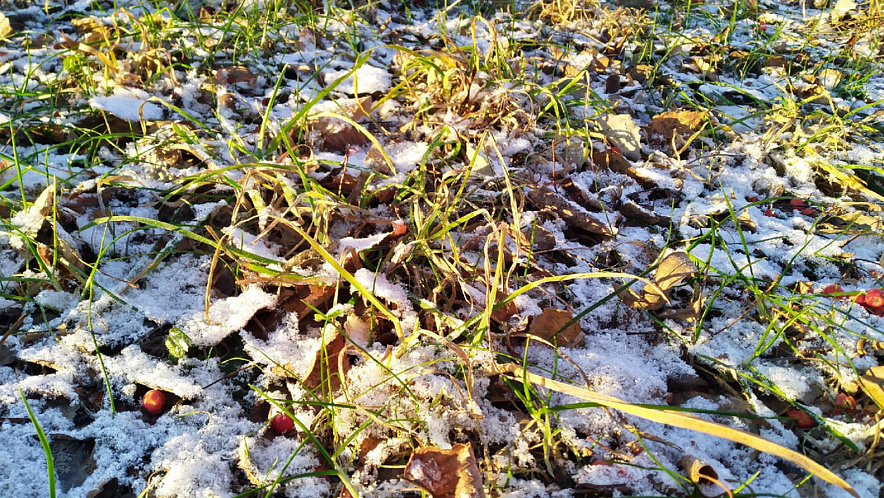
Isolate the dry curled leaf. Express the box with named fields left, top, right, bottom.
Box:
left=680, top=456, right=728, bottom=497
left=403, top=443, right=485, bottom=498
left=527, top=308, right=584, bottom=348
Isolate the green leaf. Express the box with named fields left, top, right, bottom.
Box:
left=165, top=328, right=192, bottom=360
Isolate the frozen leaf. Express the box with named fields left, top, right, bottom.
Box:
left=279, top=285, right=337, bottom=320
left=526, top=187, right=618, bottom=236
left=527, top=308, right=584, bottom=348
left=736, top=210, right=756, bottom=232
left=51, top=435, right=97, bottom=493
left=403, top=443, right=485, bottom=498
left=315, top=120, right=369, bottom=153
left=654, top=251, right=697, bottom=292
left=619, top=201, right=667, bottom=225
left=831, top=0, right=857, bottom=22
left=522, top=224, right=557, bottom=252
left=213, top=66, right=258, bottom=87
left=490, top=295, right=518, bottom=324
left=351, top=95, right=373, bottom=122
left=820, top=209, right=884, bottom=233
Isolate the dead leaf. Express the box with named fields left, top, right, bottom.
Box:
left=527, top=308, right=584, bottom=348
left=858, top=366, right=884, bottom=409
left=303, top=329, right=348, bottom=392
left=680, top=456, right=727, bottom=497
left=654, top=251, right=697, bottom=292
left=595, top=114, right=642, bottom=161
left=526, top=187, right=618, bottom=236
left=623, top=252, right=698, bottom=311
left=619, top=201, right=667, bottom=225
left=521, top=224, right=556, bottom=252
left=315, top=120, right=369, bottom=153
left=0, top=14, right=12, bottom=40
left=820, top=209, right=884, bottom=233
left=351, top=95, right=373, bottom=122
left=214, top=66, right=258, bottom=87
left=52, top=435, right=97, bottom=493
left=647, top=110, right=707, bottom=148
left=490, top=295, right=518, bottom=324
left=403, top=443, right=485, bottom=498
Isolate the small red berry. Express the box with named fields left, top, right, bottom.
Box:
left=789, top=198, right=806, bottom=210
left=785, top=409, right=816, bottom=428
left=763, top=209, right=776, bottom=217
left=834, top=393, right=857, bottom=415
left=822, top=284, right=844, bottom=297
left=864, top=289, right=884, bottom=308
left=746, top=196, right=759, bottom=202
left=800, top=207, right=815, bottom=216
left=391, top=220, right=407, bottom=237
left=271, top=413, right=295, bottom=435
left=854, top=293, right=866, bottom=305
left=142, top=390, right=168, bottom=415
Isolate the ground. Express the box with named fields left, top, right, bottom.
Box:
left=1, top=0, right=884, bottom=497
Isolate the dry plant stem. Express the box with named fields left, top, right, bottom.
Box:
left=495, top=363, right=859, bottom=497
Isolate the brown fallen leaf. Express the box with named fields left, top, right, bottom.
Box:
left=303, top=329, right=348, bottom=393
left=527, top=308, right=584, bottom=348
left=526, top=186, right=618, bottom=236
left=403, top=443, right=485, bottom=498
left=315, top=120, right=370, bottom=153
left=213, top=65, right=258, bottom=87
left=624, top=251, right=698, bottom=311
left=647, top=109, right=707, bottom=146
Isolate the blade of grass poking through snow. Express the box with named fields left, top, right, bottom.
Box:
left=496, top=363, right=859, bottom=497
left=19, top=390, right=56, bottom=498
left=289, top=223, right=404, bottom=342
left=81, top=222, right=117, bottom=415
left=250, top=385, right=358, bottom=497
left=86, top=216, right=283, bottom=267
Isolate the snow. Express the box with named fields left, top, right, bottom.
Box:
left=88, top=87, right=165, bottom=122
left=178, top=285, right=278, bottom=346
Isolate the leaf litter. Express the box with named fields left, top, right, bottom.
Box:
left=0, top=0, right=884, bottom=497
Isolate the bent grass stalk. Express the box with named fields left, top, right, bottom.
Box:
left=20, top=389, right=56, bottom=498
left=497, top=363, right=859, bottom=497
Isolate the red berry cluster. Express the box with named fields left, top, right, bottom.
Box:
left=823, top=285, right=884, bottom=316
left=854, top=289, right=884, bottom=316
